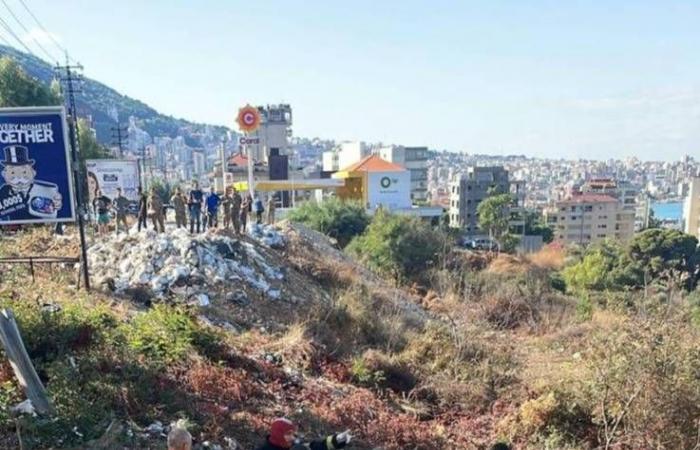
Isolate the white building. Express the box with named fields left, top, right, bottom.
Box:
left=337, top=141, right=369, bottom=171
left=192, top=150, right=205, bottom=177
left=684, top=177, right=700, bottom=238
left=379, top=145, right=429, bottom=203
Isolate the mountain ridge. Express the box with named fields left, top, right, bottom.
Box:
left=0, top=44, right=230, bottom=146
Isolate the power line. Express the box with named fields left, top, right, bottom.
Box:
left=0, top=15, right=36, bottom=57
left=16, top=0, right=73, bottom=62
left=0, top=0, right=57, bottom=63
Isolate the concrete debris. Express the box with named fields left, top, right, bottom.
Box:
left=145, top=420, right=164, bottom=435
left=10, top=399, right=35, bottom=416
left=87, top=228, right=285, bottom=299
left=248, top=223, right=285, bottom=249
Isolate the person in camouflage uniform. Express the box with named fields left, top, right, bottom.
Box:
left=148, top=187, right=165, bottom=233
left=221, top=187, right=233, bottom=229
left=113, top=187, right=130, bottom=234
left=231, top=188, right=242, bottom=234
left=170, top=188, right=187, bottom=228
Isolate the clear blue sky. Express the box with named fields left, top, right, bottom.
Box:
left=6, top=0, right=700, bottom=160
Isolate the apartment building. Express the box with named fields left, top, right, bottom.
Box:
left=379, top=145, right=429, bottom=202
left=683, top=177, right=700, bottom=238
left=546, top=194, right=633, bottom=246
left=449, top=166, right=524, bottom=234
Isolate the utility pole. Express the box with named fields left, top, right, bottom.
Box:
left=110, top=121, right=128, bottom=157
left=55, top=55, right=90, bottom=290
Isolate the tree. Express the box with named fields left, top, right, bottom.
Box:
left=562, top=240, right=623, bottom=292
left=624, top=228, right=699, bottom=290
left=77, top=118, right=110, bottom=163
left=477, top=193, right=513, bottom=241
left=525, top=211, right=554, bottom=243
left=0, top=57, right=60, bottom=107
left=287, top=198, right=370, bottom=248
left=347, top=210, right=445, bottom=281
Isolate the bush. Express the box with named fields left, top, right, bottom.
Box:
left=287, top=198, right=370, bottom=248
left=125, top=305, right=221, bottom=365
left=347, top=210, right=446, bottom=282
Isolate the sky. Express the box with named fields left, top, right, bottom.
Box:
left=2, top=0, right=700, bottom=160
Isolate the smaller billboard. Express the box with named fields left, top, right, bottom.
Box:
left=85, top=159, right=139, bottom=203
left=367, top=171, right=411, bottom=210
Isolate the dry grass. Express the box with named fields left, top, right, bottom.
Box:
left=527, top=246, right=565, bottom=271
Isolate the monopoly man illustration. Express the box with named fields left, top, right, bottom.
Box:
left=0, top=144, right=63, bottom=221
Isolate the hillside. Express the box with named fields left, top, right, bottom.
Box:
left=0, top=214, right=699, bottom=449
left=0, top=45, right=230, bottom=145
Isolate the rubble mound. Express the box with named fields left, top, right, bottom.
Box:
left=88, top=227, right=285, bottom=299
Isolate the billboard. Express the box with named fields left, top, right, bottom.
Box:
left=367, top=171, right=411, bottom=210
left=0, top=106, right=75, bottom=224
left=85, top=159, right=139, bottom=203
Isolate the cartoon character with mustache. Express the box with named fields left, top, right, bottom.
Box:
left=0, top=145, right=62, bottom=221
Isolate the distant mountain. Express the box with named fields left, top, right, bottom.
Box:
left=0, top=45, right=230, bottom=146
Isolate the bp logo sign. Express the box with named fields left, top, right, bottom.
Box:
left=380, top=176, right=392, bottom=188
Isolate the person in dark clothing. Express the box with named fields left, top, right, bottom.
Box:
left=240, top=194, right=250, bottom=233
left=137, top=187, right=148, bottom=231
left=188, top=181, right=204, bottom=233
left=254, top=196, right=265, bottom=224
left=255, top=418, right=350, bottom=450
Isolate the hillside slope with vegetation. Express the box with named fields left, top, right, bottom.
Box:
left=0, top=202, right=698, bottom=449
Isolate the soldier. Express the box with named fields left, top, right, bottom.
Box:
left=113, top=187, right=130, bottom=234
left=240, top=193, right=251, bottom=234
left=148, top=187, right=165, bottom=233
left=221, top=188, right=233, bottom=229
left=188, top=181, right=204, bottom=233
left=266, top=195, right=276, bottom=225
left=137, top=187, right=148, bottom=231
left=231, top=188, right=242, bottom=234
left=170, top=188, right=187, bottom=228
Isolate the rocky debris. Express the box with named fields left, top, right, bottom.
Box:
left=10, top=399, right=35, bottom=416
left=87, top=228, right=285, bottom=299
left=248, top=223, right=285, bottom=249
left=226, top=290, right=250, bottom=306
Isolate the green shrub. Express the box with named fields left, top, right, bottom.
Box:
left=347, top=210, right=446, bottom=282
left=575, top=295, right=593, bottom=322
left=287, top=198, right=370, bottom=248
left=125, top=305, right=208, bottom=365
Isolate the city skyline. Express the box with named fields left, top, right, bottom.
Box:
left=3, top=0, right=700, bottom=161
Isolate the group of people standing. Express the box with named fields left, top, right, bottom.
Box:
left=160, top=181, right=276, bottom=234
left=91, top=180, right=276, bottom=236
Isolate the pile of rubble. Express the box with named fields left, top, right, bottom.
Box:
left=87, top=227, right=285, bottom=300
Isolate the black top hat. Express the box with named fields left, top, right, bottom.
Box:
left=1, top=145, right=35, bottom=166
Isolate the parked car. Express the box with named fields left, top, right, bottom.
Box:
left=463, top=237, right=499, bottom=251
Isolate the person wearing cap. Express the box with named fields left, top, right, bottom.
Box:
left=0, top=145, right=63, bottom=221
left=188, top=181, right=204, bottom=233
left=255, top=417, right=351, bottom=450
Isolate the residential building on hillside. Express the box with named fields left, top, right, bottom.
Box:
left=684, top=177, right=700, bottom=238
left=545, top=193, right=634, bottom=246
left=379, top=145, right=429, bottom=203
left=449, top=166, right=524, bottom=234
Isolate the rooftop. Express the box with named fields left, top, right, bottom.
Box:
left=340, top=154, right=405, bottom=172
left=561, top=194, right=618, bottom=204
